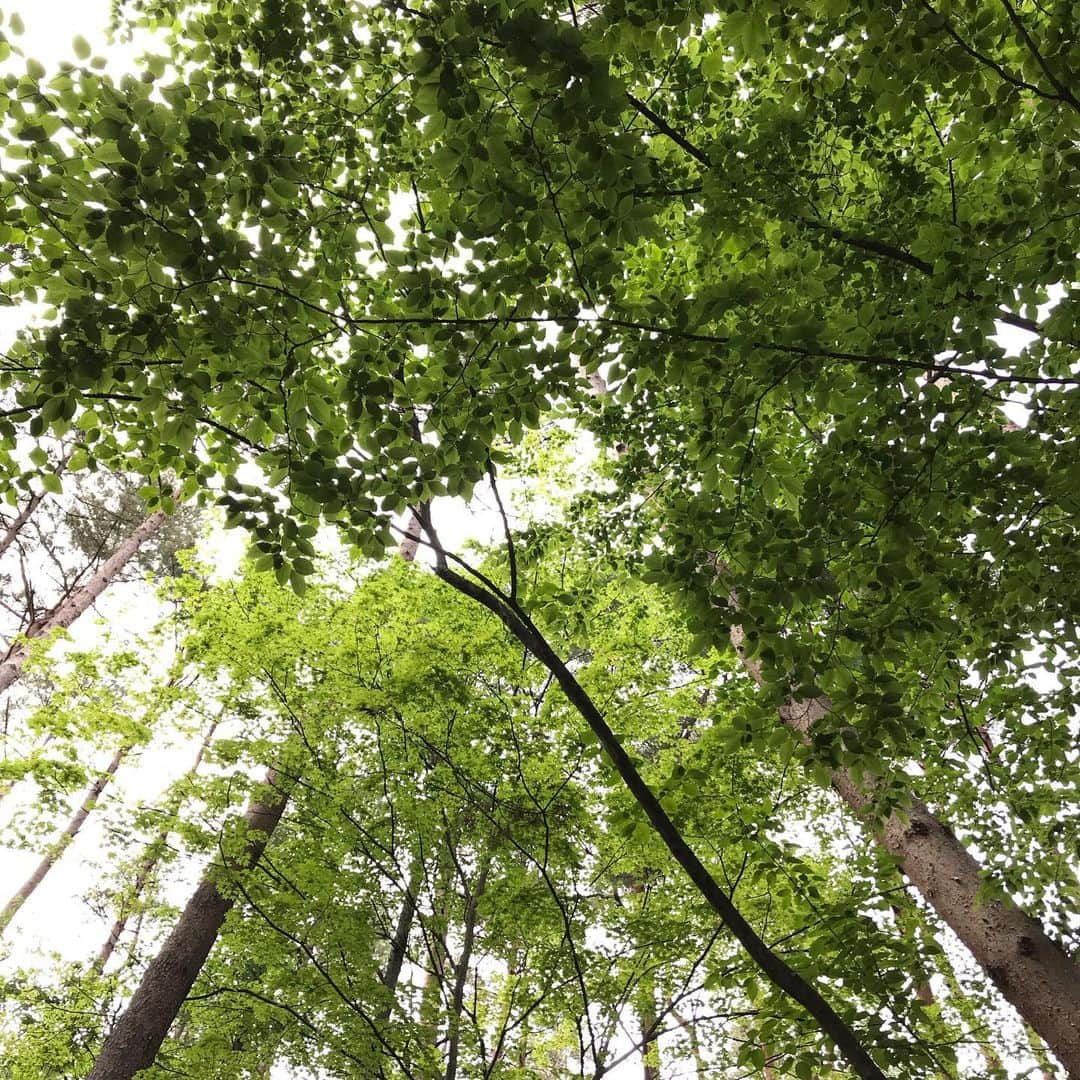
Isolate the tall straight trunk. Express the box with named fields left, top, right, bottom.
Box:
left=96, top=714, right=221, bottom=970
left=419, top=835, right=455, bottom=1037
left=890, top=905, right=935, bottom=1006
left=0, top=503, right=172, bottom=696
left=85, top=768, right=287, bottom=1080
left=639, top=984, right=660, bottom=1080
left=444, top=856, right=490, bottom=1080
left=732, top=626, right=1080, bottom=1075
left=668, top=1006, right=707, bottom=1080
left=626, top=877, right=661, bottom=1080
left=379, top=849, right=423, bottom=1018
left=0, top=742, right=129, bottom=934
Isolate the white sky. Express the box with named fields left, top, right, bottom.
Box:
left=4, top=0, right=138, bottom=70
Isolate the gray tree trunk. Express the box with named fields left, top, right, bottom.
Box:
left=732, top=625, right=1080, bottom=1074
left=96, top=714, right=220, bottom=970
left=0, top=444, right=76, bottom=562
left=85, top=769, right=287, bottom=1080
left=379, top=849, right=423, bottom=1019
left=639, top=988, right=660, bottom=1080
left=444, top=856, right=490, bottom=1080
left=0, top=742, right=128, bottom=934
left=0, top=504, right=172, bottom=695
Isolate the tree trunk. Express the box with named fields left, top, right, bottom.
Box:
left=0, top=503, right=173, bottom=695
left=96, top=714, right=220, bottom=970
left=668, top=1006, right=707, bottom=1080
left=419, top=833, right=455, bottom=1037
left=445, top=856, right=490, bottom=1080
left=378, top=848, right=423, bottom=1020
left=398, top=511, right=423, bottom=563
left=0, top=444, right=75, bottom=562
left=890, top=905, right=935, bottom=1006
left=733, top=627, right=1080, bottom=1075
left=626, top=876, right=661, bottom=1080
left=0, top=490, right=44, bottom=563
left=85, top=768, right=287, bottom=1080
left=0, top=742, right=128, bottom=934
left=639, top=984, right=660, bottom=1080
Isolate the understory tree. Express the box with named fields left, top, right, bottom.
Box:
left=2, top=559, right=988, bottom=1078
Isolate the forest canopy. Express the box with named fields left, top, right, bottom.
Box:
left=0, top=1, right=1077, bottom=1078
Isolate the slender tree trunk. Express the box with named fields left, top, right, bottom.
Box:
left=0, top=742, right=128, bottom=935
left=96, top=714, right=221, bottom=970
left=626, top=876, right=661, bottom=1080
left=639, top=984, right=660, bottom=1080
left=0, top=503, right=172, bottom=695
left=445, top=856, right=490, bottom=1080
left=0, top=492, right=44, bottom=564
left=85, top=768, right=287, bottom=1080
left=668, top=1006, right=707, bottom=1080
left=378, top=849, right=424, bottom=1018
left=419, top=833, right=455, bottom=1037
left=0, top=444, right=75, bottom=562
left=891, top=905, right=936, bottom=1006
left=732, top=629, right=1080, bottom=1075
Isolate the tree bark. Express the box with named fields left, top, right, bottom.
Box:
left=639, top=984, right=660, bottom=1080
left=0, top=443, right=75, bottom=562
left=85, top=768, right=287, bottom=1080
left=0, top=503, right=173, bottom=696
left=0, top=743, right=128, bottom=934
left=96, top=714, right=220, bottom=970
left=445, top=856, right=490, bottom=1080
left=732, top=626, right=1080, bottom=1075
left=762, top=1047, right=777, bottom=1080
left=668, top=1005, right=707, bottom=1080
left=378, top=849, right=423, bottom=1019
left=419, top=831, right=455, bottom=1037
left=626, top=877, right=661, bottom=1080
left=0, top=490, right=44, bottom=564
left=398, top=511, right=423, bottom=563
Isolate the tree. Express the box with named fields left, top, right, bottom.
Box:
left=55, top=560, right=957, bottom=1078
left=0, top=498, right=176, bottom=695
left=0, top=0, right=1076, bottom=1074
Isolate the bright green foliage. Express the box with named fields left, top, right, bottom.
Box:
left=0, top=0, right=1076, bottom=1074
left=0, top=560, right=976, bottom=1077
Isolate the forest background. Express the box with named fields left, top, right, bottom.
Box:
left=0, top=1, right=1076, bottom=1079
